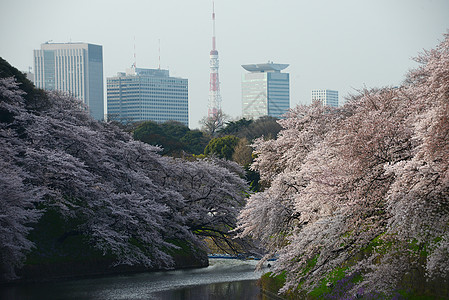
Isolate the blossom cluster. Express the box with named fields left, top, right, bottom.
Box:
left=237, top=34, right=449, bottom=296
left=0, top=75, right=248, bottom=280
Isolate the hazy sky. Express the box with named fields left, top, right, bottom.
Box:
left=1, top=0, right=448, bottom=128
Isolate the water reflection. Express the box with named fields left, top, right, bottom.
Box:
left=0, top=259, right=269, bottom=300
left=153, top=280, right=261, bottom=300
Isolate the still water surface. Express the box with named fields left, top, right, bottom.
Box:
left=1, top=258, right=271, bottom=300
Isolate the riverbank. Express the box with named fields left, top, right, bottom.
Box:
left=0, top=209, right=209, bottom=285
left=5, top=248, right=208, bottom=285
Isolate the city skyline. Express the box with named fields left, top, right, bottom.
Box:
left=1, top=0, right=449, bottom=128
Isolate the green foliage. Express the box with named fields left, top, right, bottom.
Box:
left=163, top=239, right=208, bottom=267
left=218, top=116, right=282, bottom=141
left=260, top=272, right=286, bottom=293
left=362, top=233, right=393, bottom=255
left=25, top=209, right=107, bottom=266
left=308, top=266, right=352, bottom=298
left=160, top=120, right=190, bottom=139
left=301, top=254, right=319, bottom=276
left=240, top=116, right=282, bottom=140
left=303, top=235, right=445, bottom=299
left=409, top=239, right=428, bottom=257
left=133, top=120, right=208, bottom=156
left=180, top=130, right=210, bottom=155
left=133, top=121, right=183, bottom=156
left=397, top=289, right=445, bottom=300
left=244, top=166, right=261, bottom=192
left=204, top=135, right=240, bottom=160
left=133, top=121, right=163, bottom=140
left=259, top=272, right=301, bottom=300
left=232, top=138, right=253, bottom=166
left=218, top=118, right=253, bottom=136
left=22, top=210, right=207, bottom=279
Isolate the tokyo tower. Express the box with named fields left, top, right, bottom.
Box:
left=208, top=1, right=222, bottom=118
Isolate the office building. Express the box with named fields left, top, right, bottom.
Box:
left=107, top=67, right=188, bottom=126
left=241, top=62, right=290, bottom=119
left=33, top=42, right=104, bottom=120
left=311, top=89, right=339, bottom=107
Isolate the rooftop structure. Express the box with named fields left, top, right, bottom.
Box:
left=241, top=62, right=289, bottom=73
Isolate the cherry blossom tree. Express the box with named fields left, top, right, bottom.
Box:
left=1, top=68, right=250, bottom=280
left=160, top=156, right=249, bottom=253
left=0, top=78, right=43, bottom=280
left=373, top=34, right=449, bottom=293
left=238, top=103, right=343, bottom=259
left=0, top=82, right=185, bottom=271
left=237, top=34, right=449, bottom=297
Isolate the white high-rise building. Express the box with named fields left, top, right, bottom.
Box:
left=107, top=67, right=188, bottom=126
left=33, top=42, right=104, bottom=120
left=311, top=89, right=339, bottom=107
left=241, top=62, right=290, bottom=119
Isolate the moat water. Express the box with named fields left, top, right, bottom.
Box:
left=1, top=258, right=274, bottom=300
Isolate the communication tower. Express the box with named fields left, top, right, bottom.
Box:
left=208, top=1, right=222, bottom=118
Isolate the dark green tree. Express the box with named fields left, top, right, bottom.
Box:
left=216, top=116, right=281, bottom=141
left=180, top=130, right=209, bottom=155
left=133, top=120, right=209, bottom=156
left=231, top=138, right=261, bottom=192
left=218, top=118, right=253, bottom=136
left=133, top=121, right=185, bottom=156
left=204, top=135, right=239, bottom=160
left=239, top=116, right=282, bottom=140
left=160, top=120, right=190, bottom=140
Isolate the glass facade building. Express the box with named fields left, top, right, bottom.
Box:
left=33, top=42, right=104, bottom=120
left=242, top=63, right=290, bottom=119
left=107, top=68, right=188, bottom=126
left=311, top=89, right=339, bottom=107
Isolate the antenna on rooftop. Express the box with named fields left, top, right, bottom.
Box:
left=212, top=1, right=216, bottom=51
left=158, top=39, right=161, bottom=70
left=133, top=36, right=137, bottom=69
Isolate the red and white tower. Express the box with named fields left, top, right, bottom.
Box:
left=208, top=1, right=222, bottom=118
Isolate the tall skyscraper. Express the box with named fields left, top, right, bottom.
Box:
left=107, top=67, right=188, bottom=126
left=311, top=89, right=339, bottom=107
left=33, top=42, right=104, bottom=120
left=241, top=62, right=290, bottom=119
left=208, top=1, right=222, bottom=118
